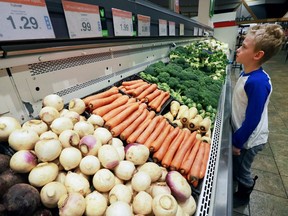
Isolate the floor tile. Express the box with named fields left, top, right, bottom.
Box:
left=258, top=143, right=273, bottom=156
left=281, top=175, right=288, bottom=196
left=274, top=155, right=288, bottom=177
left=252, top=154, right=278, bottom=174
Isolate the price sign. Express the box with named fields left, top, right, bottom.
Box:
left=62, top=0, right=102, bottom=39
left=179, top=23, right=184, bottom=36
left=137, top=14, right=150, bottom=37
left=159, top=19, right=167, bottom=36
left=199, top=28, right=203, bottom=36
left=194, top=27, right=199, bottom=36
left=112, top=8, right=133, bottom=36
left=0, top=0, right=55, bottom=41
left=169, top=21, right=175, bottom=36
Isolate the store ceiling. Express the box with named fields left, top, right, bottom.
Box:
left=147, top=0, right=288, bottom=21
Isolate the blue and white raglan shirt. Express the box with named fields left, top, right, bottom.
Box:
left=231, top=67, right=272, bottom=149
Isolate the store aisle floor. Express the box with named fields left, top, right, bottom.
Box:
left=232, top=50, right=288, bottom=216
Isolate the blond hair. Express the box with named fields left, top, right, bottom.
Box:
left=247, top=24, right=285, bottom=63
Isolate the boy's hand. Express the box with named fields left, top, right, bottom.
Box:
left=233, top=146, right=241, bottom=155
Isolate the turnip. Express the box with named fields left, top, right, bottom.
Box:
left=92, top=168, right=115, bottom=192
left=152, top=194, right=178, bottom=216
left=73, top=121, right=94, bottom=138
left=110, top=137, right=123, bottom=147
left=65, top=172, right=90, bottom=196
left=68, top=98, right=86, bottom=114
left=59, top=147, right=82, bottom=171
left=94, top=127, right=112, bottom=144
left=58, top=192, right=86, bottom=216
left=79, top=155, right=100, bottom=175
left=85, top=191, right=107, bottom=216
left=166, top=171, right=192, bottom=202
left=176, top=205, right=187, bottom=216
left=39, top=106, right=60, bottom=125
left=0, top=116, right=21, bottom=141
left=55, top=171, right=66, bottom=185
left=150, top=182, right=172, bottom=198
left=39, top=130, right=58, bottom=140
left=79, top=135, right=101, bottom=156
left=50, top=117, right=74, bottom=135
left=62, top=110, right=80, bottom=124
left=34, top=139, right=62, bottom=162
left=105, top=201, right=133, bottom=216
left=8, top=128, right=39, bottom=151
left=40, top=181, right=67, bottom=208
left=42, top=94, right=64, bottom=111
left=131, top=171, right=151, bottom=192
left=114, top=160, right=135, bottom=181
left=22, top=119, right=48, bottom=136
left=98, top=144, right=120, bottom=169
left=9, top=150, right=38, bottom=173
left=138, top=162, right=162, bottom=182
left=108, top=184, right=132, bottom=204
left=178, top=195, right=197, bottom=216
left=132, top=191, right=153, bottom=215
left=28, top=162, right=59, bottom=187
left=3, top=183, right=40, bottom=216
left=87, top=114, right=104, bottom=129
left=59, top=129, right=80, bottom=148
left=125, top=143, right=150, bottom=165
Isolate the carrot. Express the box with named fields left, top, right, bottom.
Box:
left=152, top=127, right=180, bottom=163
left=143, top=118, right=167, bottom=149
left=83, top=86, right=119, bottom=106
left=122, top=79, right=144, bottom=86
left=92, top=95, right=129, bottom=116
left=149, top=91, right=170, bottom=111
left=199, top=142, right=211, bottom=179
left=144, top=89, right=161, bottom=103
left=129, top=83, right=150, bottom=97
left=156, top=93, right=170, bottom=112
left=124, top=81, right=148, bottom=90
left=126, top=119, right=151, bottom=144
left=149, top=124, right=172, bottom=153
left=170, top=131, right=197, bottom=171
left=136, top=115, right=162, bottom=144
left=188, top=141, right=206, bottom=187
left=179, top=139, right=201, bottom=175
left=88, top=93, right=122, bottom=111
left=104, top=102, right=140, bottom=130
left=120, top=109, right=150, bottom=140
left=161, top=130, right=186, bottom=168
left=136, top=84, right=158, bottom=100
left=102, top=101, right=137, bottom=122
left=110, top=103, right=147, bottom=137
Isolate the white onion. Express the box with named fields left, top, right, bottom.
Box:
left=39, top=106, right=60, bottom=125
left=40, top=181, right=67, bottom=208
left=42, top=94, right=64, bottom=111
left=28, top=162, right=59, bottom=187
left=34, top=139, right=62, bottom=162
left=79, top=155, right=100, bottom=175
left=0, top=116, right=21, bottom=141
left=59, top=129, right=80, bottom=148
left=68, top=98, right=86, bottom=114
left=73, top=121, right=94, bottom=138
left=50, top=117, right=74, bottom=135
left=9, top=150, right=38, bottom=173
left=85, top=191, right=107, bottom=216
left=58, top=192, right=86, bottom=216
left=94, top=127, right=112, bottom=144
left=22, top=119, right=48, bottom=136
left=8, top=128, right=39, bottom=151
left=65, top=172, right=90, bottom=196
left=87, top=114, right=104, bottom=129
left=59, top=147, right=82, bottom=171
left=92, top=168, right=115, bottom=193
left=39, top=130, right=58, bottom=140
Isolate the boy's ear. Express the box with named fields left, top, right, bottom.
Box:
left=254, top=50, right=265, bottom=61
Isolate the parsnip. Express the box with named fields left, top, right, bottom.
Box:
left=163, top=112, right=174, bottom=122
left=199, top=117, right=211, bottom=133
left=176, top=105, right=188, bottom=120
left=170, top=101, right=180, bottom=117
left=180, top=109, right=190, bottom=125
left=172, top=119, right=183, bottom=129
left=187, top=115, right=203, bottom=131
left=188, top=107, right=198, bottom=120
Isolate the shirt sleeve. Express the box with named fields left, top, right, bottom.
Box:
left=232, top=76, right=270, bottom=149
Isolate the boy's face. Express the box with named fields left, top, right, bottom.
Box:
left=236, top=34, right=258, bottom=65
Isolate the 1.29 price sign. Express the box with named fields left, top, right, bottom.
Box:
left=0, top=0, right=55, bottom=41
left=62, top=0, right=102, bottom=39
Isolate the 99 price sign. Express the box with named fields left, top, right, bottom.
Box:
left=0, top=0, right=55, bottom=41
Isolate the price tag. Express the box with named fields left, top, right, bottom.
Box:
left=159, top=19, right=167, bottom=36
left=137, top=14, right=150, bottom=37
left=112, top=8, right=133, bottom=36
left=62, top=0, right=102, bottom=39
left=179, top=23, right=184, bottom=36
left=199, top=28, right=203, bottom=36
left=0, top=0, right=55, bottom=41
left=194, top=27, right=199, bottom=36
left=169, top=21, right=175, bottom=36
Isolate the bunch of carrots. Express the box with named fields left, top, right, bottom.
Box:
left=83, top=82, right=211, bottom=187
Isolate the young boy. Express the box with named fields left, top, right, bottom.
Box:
left=232, top=24, right=285, bottom=207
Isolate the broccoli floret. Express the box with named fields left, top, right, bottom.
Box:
left=157, top=72, right=170, bottom=83
left=183, top=88, right=201, bottom=102
left=167, top=77, right=180, bottom=89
